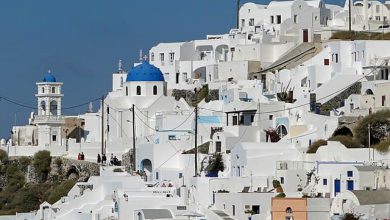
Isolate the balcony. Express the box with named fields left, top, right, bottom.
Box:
left=34, top=115, right=65, bottom=124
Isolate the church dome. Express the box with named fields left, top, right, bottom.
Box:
left=126, top=61, right=164, bottom=82
left=43, top=71, right=57, bottom=82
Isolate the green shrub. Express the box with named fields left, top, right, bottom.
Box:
left=18, top=156, right=31, bottom=172
left=354, top=110, right=390, bottom=146
left=272, top=180, right=281, bottom=188
left=307, top=139, right=327, bottom=153
left=33, top=150, right=52, bottom=182
left=373, top=139, right=390, bottom=154
left=113, top=168, right=124, bottom=172
left=5, top=164, right=25, bottom=193
left=275, top=192, right=286, bottom=198
left=0, top=149, right=8, bottom=163
left=342, top=213, right=361, bottom=220
left=328, top=136, right=363, bottom=148
left=47, top=180, right=76, bottom=204
left=208, top=154, right=224, bottom=174
left=54, top=157, right=63, bottom=168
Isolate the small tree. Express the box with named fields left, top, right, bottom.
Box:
left=354, top=110, right=390, bottom=146
left=343, top=213, right=362, bottom=220
left=33, top=150, right=52, bottom=182
left=208, top=154, right=224, bottom=174
left=307, top=139, right=327, bottom=153
left=328, top=136, right=362, bottom=148
left=264, top=129, right=281, bottom=142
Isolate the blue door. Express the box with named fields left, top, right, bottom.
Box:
left=347, top=180, right=354, bottom=191
left=334, top=179, right=340, bottom=196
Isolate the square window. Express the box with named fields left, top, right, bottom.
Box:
left=347, top=171, right=353, bottom=177
left=52, top=135, right=57, bottom=142
left=323, top=178, right=328, bottom=185
left=252, top=205, right=260, bottom=214
left=168, top=135, right=176, bottom=140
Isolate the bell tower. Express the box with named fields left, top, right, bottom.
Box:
left=34, top=70, right=65, bottom=147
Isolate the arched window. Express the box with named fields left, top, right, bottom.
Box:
left=52, top=87, right=56, bottom=93
left=40, top=101, right=46, bottom=115
left=136, top=86, right=141, bottom=95
left=50, top=100, right=58, bottom=116
left=42, top=87, right=45, bottom=94
left=153, top=85, right=158, bottom=95
left=286, top=207, right=293, bottom=214
left=126, top=86, right=128, bottom=96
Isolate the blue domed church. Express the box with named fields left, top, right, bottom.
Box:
left=123, top=61, right=167, bottom=97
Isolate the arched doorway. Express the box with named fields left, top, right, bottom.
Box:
left=365, top=89, right=374, bottom=95
left=333, top=126, right=353, bottom=137
left=140, top=159, right=152, bottom=173
left=276, top=125, right=288, bottom=138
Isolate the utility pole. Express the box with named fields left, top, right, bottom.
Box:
left=236, top=0, right=241, bottom=29
left=349, top=0, right=352, bottom=40
left=101, top=96, right=104, bottom=155
left=194, top=106, right=198, bottom=177
left=132, top=104, right=136, bottom=171
left=368, top=124, right=371, bottom=161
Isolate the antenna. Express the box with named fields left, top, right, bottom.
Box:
left=118, top=59, right=123, bottom=72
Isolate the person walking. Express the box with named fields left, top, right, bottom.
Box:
left=81, top=152, right=85, bottom=160
left=97, top=154, right=101, bottom=164
left=102, top=154, right=107, bottom=165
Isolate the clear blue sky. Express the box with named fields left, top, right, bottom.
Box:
left=0, top=0, right=343, bottom=138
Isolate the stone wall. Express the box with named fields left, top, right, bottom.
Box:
left=320, top=82, right=362, bottom=114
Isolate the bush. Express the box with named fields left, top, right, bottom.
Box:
left=33, top=150, right=52, bottom=182
left=354, top=110, right=390, bottom=146
left=0, top=149, right=8, bottom=163
left=342, top=213, right=361, bottom=220
left=265, top=129, right=281, bottom=142
left=54, top=157, right=63, bottom=168
left=307, top=139, right=327, bottom=153
left=328, top=136, right=363, bottom=149
left=47, top=180, right=76, bottom=204
left=208, top=154, right=224, bottom=174
left=5, top=164, right=25, bottom=193
left=373, top=139, right=390, bottom=154
left=18, top=156, right=31, bottom=172
left=272, top=180, right=281, bottom=188
left=113, top=168, right=124, bottom=172
left=275, top=192, right=286, bottom=198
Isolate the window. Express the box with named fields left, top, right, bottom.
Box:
left=52, top=135, right=57, bottom=142
left=335, top=53, right=339, bottom=63
left=347, top=171, right=353, bottom=177
left=382, top=95, right=386, bottom=106
left=294, top=15, right=298, bottom=23
left=286, top=207, right=293, bottom=214
left=176, top=72, right=180, bottom=84
left=270, top=16, right=274, bottom=24
left=126, top=87, right=128, bottom=96
left=153, top=85, right=158, bottom=95
left=42, top=87, right=45, bottom=93
left=233, top=116, right=238, bottom=126
left=136, top=86, right=141, bottom=95
left=269, top=115, right=274, bottom=120
left=160, top=53, right=164, bottom=61
left=241, top=19, right=245, bottom=27
left=168, top=135, right=176, bottom=140
left=375, top=16, right=381, bottom=21
left=251, top=115, right=255, bottom=123
left=151, top=52, right=155, bottom=61
left=216, top=141, right=222, bottom=153
left=323, top=178, right=328, bottom=185
left=232, top=205, right=235, bottom=216
left=169, top=52, right=175, bottom=62
left=183, top=72, right=188, bottom=82
left=252, top=205, right=260, bottom=214
left=280, top=177, right=285, bottom=184
left=156, top=172, right=159, bottom=180
left=276, top=15, right=281, bottom=24
left=324, top=59, right=330, bottom=65
left=384, top=16, right=388, bottom=21
left=52, top=87, right=56, bottom=93
left=249, top=18, right=255, bottom=26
